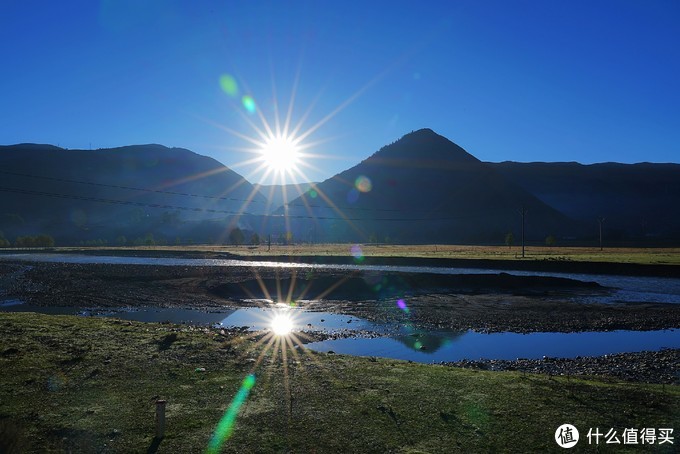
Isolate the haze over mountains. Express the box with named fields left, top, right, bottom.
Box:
left=490, top=161, right=680, bottom=241
left=0, top=144, right=267, bottom=245
left=1, top=130, right=678, bottom=246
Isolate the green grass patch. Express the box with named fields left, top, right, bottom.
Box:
left=1, top=312, right=678, bottom=452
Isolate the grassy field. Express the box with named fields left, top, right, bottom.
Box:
left=39, top=243, right=680, bottom=265
left=1, top=312, right=677, bottom=453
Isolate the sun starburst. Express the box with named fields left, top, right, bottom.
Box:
left=260, top=134, right=301, bottom=173
left=270, top=311, right=294, bottom=335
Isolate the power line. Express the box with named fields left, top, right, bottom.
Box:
left=0, top=185, right=500, bottom=222
left=0, top=170, right=260, bottom=204
left=0, top=186, right=250, bottom=216
left=0, top=170, right=456, bottom=214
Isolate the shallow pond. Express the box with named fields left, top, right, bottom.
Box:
left=305, top=329, right=680, bottom=362
left=2, top=301, right=678, bottom=363
left=0, top=302, right=379, bottom=333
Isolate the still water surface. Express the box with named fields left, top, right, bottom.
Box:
left=1, top=302, right=677, bottom=362
left=305, top=330, right=680, bottom=362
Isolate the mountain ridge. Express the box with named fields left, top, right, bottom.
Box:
left=0, top=143, right=268, bottom=244
left=2, top=130, right=678, bottom=245
left=489, top=160, right=680, bottom=240
left=278, top=129, right=577, bottom=243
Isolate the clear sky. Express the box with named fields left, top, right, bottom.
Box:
left=2, top=0, right=679, bottom=184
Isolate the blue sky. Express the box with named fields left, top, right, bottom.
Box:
left=2, top=0, right=679, bottom=184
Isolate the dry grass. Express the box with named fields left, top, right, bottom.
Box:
left=42, top=244, right=680, bottom=265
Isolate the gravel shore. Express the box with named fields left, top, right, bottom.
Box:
left=2, top=260, right=680, bottom=333
left=2, top=259, right=679, bottom=384
left=443, top=349, right=680, bottom=384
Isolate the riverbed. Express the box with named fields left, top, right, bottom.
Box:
left=1, top=253, right=679, bottom=381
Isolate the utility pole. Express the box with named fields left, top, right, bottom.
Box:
left=597, top=217, right=606, bottom=251
left=519, top=206, right=528, bottom=258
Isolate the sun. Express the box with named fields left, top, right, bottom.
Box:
left=261, top=134, right=300, bottom=172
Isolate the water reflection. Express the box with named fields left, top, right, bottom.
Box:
left=306, top=329, right=680, bottom=363
left=1, top=300, right=677, bottom=362
left=395, top=331, right=465, bottom=354
left=218, top=307, right=379, bottom=332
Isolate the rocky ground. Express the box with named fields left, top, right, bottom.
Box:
left=443, top=349, right=680, bottom=385
left=1, top=259, right=679, bottom=384
left=2, top=261, right=679, bottom=333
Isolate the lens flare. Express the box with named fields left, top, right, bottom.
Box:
left=346, top=188, right=359, bottom=204
left=350, top=244, right=364, bottom=262
left=271, top=312, right=294, bottom=335
left=206, top=374, right=256, bottom=454
left=396, top=298, right=410, bottom=314
left=242, top=95, right=256, bottom=114
left=355, top=175, right=372, bottom=193
left=219, top=74, right=239, bottom=97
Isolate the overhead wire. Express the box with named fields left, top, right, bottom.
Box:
left=0, top=170, right=455, bottom=214
left=0, top=184, right=497, bottom=222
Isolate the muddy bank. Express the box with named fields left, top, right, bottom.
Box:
left=2, top=261, right=680, bottom=334
left=209, top=272, right=602, bottom=301
left=0, top=261, right=604, bottom=308
left=443, top=349, right=680, bottom=385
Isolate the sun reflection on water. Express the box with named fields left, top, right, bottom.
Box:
left=270, top=311, right=294, bottom=336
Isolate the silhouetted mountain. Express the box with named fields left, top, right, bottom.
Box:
left=276, top=129, right=576, bottom=243
left=0, top=144, right=267, bottom=244
left=5, top=134, right=677, bottom=247
left=490, top=161, right=680, bottom=242
left=254, top=182, right=316, bottom=213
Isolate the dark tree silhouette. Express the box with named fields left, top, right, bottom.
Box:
left=229, top=228, right=245, bottom=246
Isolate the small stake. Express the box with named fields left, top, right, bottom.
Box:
left=155, top=400, right=167, bottom=439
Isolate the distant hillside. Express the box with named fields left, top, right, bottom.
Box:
left=490, top=161, right=680, bottom=241
left=5, top=136, right=677, bottom=247
left=255, top=182, right=316, bottom=213
left=276, top=129, right=576, bottom=244
left=0, top=144, right=268, bottom=245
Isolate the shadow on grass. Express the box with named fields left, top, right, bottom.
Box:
left=146, top=436, right=162, bottom=454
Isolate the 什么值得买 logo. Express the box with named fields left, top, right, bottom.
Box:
left=555, top=424, right=580, bottom=448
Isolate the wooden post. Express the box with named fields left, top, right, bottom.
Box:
left=155, top=400, right=167, bottom=439
left=519, top=207, right=527, bottom=258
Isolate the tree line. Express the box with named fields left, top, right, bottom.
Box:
left=0, top=232, right=55, bottom=248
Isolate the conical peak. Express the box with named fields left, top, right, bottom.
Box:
left=371, top=128, right=480, bottom=164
